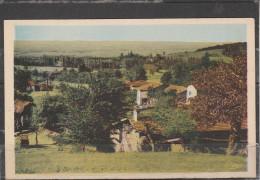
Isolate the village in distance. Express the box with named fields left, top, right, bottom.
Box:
left=14, top=40, right=248, bottom=174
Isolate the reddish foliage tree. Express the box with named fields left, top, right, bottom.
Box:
left=190, top=52, right=247, bottom=155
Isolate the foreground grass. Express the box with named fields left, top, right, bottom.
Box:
left=16, top=146, right=247, bottom=174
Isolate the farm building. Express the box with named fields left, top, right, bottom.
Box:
left=26, top=81, right=35, bottom=92
left=14, top=99, right=35, bottom=131
left=186, top=85, right=197, bottom=102
left=39, top=83, right=53, bottom=91
left=164, top=84, right=187, bottom=103
left=125, top=80, right=148, bottom=90
left=136, top=82, right=162, bottom=107
left=111, top=117, right=163, bottom=152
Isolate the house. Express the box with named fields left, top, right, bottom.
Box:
left=111, top=117, right=163, bottom=152
left=39, top=83, right=54, bottom=91
left=26, top=81, right=35, bottom=92
left=136, top=82, right=162, bottom=107
left=186, top=85, right=197, bottom=102
left=14, top=99, right=35, bottom=131
left=164, top=84, right=187, bottom=103
left=127, top=80, right=148, bottom=90
left=111, top=118, right=140, bottom=152
left=164, top=84, right=198, bottom=103
left=161, top=138, right=185, bottom=152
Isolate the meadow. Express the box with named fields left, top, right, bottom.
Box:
left=168, top=49, right=233, bottom=63
left=146, top=70, right=167, bottom=83
left=14, top=41, right=225, bottom=57
left=15, top=131, right=247, bottom=174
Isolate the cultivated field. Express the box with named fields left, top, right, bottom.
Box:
left=14, top=41, right=225, bottom=57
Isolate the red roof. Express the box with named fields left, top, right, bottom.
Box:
left=28, top=81, right=35, bottom=86
left=125, top=80, right=146, bottom=87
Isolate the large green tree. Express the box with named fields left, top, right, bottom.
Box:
left=160, top=71, right=172, bottom=85
left=55, top=75, right=128, bottom=151
left=149, top=107, right=197, bottom=141
left=14, top=69, right=31, bottom=92
left=125, top=65, right=147, bottom=82
left=143, top=90, right=197, bottom=148
left=190, top=52, right=247, bottom=155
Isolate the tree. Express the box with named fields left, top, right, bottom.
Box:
left=200, top=52, right=210, bottom=67
left=125, top=65, right=147, bottom=82
left=114, top=69, right=122, bottom=78
left=190, top=53, right=247, bottom=155
left=78, top=63, right=91, bottom=72
left=36, top=94, right=65, bottom=130
left=14, top=69, right=31, bottom=92
left=149, top=108, right=197, bottom=141
left=32, top=68, right=39, bottom=76
left=56, top=76, right=128, bottom=151
left=160, top=71, right=172, bottom=85
left=30, top=108, right=41, bottom=145
left=143, top=88, right=197, bottom=150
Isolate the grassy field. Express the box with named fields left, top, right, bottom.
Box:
left=51, top=81, right=89, bottom=88
left=146, top=70, right=167, bottom=83
left=168, top=49, right=233, bottom=63
left=14, top=41, right=225, bottom=57
left=15, top=131, right=247, bottom=174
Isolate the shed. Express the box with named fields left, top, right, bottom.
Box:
left=14, top=99, right=35, bottom=131
left=26, top=81, right=35, bottom=92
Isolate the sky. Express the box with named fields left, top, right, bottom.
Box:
left=15, top=24, right=247, bottom=42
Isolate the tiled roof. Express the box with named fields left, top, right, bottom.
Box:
left=14, top=99, right=33, bottom=114
left=125, top=80, right=146, bottom=87
left=28, top=81, right=35, bottom=86
left=129, top=116, right=163, bottom=134
left=131, top=81, right=149, bottom=87
left=136, top=82, right=162, bottom=91
left=165, top=85, right=186, bottom=94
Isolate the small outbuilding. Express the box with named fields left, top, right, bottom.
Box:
left=14, top=99, right=35, bottom=131
left=186, top=85, right=197, bottom=102
left=26, top=81, right=35, bottom=92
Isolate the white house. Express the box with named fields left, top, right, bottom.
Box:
left=26, top=81, right=35, bottom=92
left=186, top=85, right=197, bottom=102
left=136, top=82, right=162, bottom=107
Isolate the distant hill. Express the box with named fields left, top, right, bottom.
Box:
left=14, top=41, right=226, bottom=57
left=167, top=42, right=246, bottom=63
left=167, top=49, right=233, bottom=63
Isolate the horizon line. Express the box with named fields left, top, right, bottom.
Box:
left=14, top=40, right=245, bottom=43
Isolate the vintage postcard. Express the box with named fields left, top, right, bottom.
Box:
left=4, top=19, right=256, bottom=179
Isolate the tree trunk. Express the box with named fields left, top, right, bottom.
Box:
left=151, top=143, right=155, bottom=152
left=144, top=123, right=155, bottom=152
left=227, top=121, right=241, bottom=155
left=146, top=130, right=155, bottom=152
left=35, top=130, right=38, bottom=145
